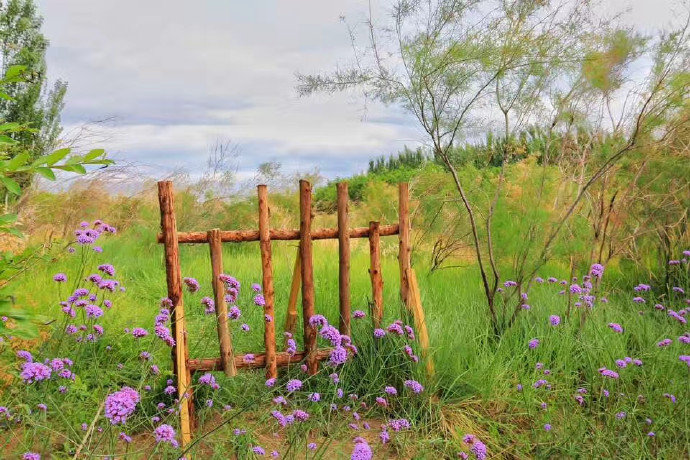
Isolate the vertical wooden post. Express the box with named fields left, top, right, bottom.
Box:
left=368, top=221, right=384, bottom=328
left=258, top=185, right=277, bottom=379
left=409, top=268, right=435, bottom=377
left=398, top=183, right=412, bottom=311
left=208, top=229, right=236, bottom=377
left=157, top=181, right=193, bottom=447
left=284, top=249, right=301, bottom=346
left=337, top=182, right=351, bottom=336
left=299, top=180, right=318, bottom=375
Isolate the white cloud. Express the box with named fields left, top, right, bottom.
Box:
left=36, top=0, right=679, bottom=179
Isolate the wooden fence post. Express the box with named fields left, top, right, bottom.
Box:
left=258, top=185, right=277, bottom=379
left=157, top=181, right=193, bottom=447
left=208, top=229, right=236, bottom=377
left=337, top=182, right=351, bottom=336
left=368, top=221, right=384, bottom=327
left=284, top=249, right=301, bottom=346
left=409, top=268, right=435, bottom=376
left=299, top=180, right=318, bottom=375
left=398, top=183, right=412, bottom=311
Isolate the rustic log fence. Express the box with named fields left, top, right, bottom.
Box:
left=156, top=179, right=430, bottom=449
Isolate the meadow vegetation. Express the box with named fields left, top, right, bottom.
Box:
left=0, top=0, right=688, bottom=458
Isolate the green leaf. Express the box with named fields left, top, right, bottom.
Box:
left=0, top=122, right=22, bottom=133
left=5, top=152, right=30, bottom=171
left=4, top=65, right=26, bottom=80
left=84, top=148, right=105, bottom=161
left=34, top=148, right=70, bottom=166
left=0, top=176, right=21, bottom=195
left=34, top=167, right=56, bottom=180
left=54, top=164, right=86, bottom=174
left=0, top=134, right=17, bottom=144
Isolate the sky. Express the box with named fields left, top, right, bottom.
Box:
left=35, top=0, right=681, bottom=182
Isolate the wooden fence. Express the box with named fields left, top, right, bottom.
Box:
left=156, top=180, right=430, bottom=448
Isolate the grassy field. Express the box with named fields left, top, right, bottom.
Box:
left=1, top=220, right=689, bottom=458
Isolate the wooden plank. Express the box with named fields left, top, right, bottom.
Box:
left=208, top=229, right=236, bottom=377
left=157, top=224, right=400, bottom=244
left=398, top=183, right=412, bottom=310
left=258, top=185, right=277, bottom=379
left=337, top=182, right=351, bottom=336
left=409, top=268, right=435, bottom=376
left=284, top=249, right=301, bottom=346
left=189, top=349, right=333, bottom=372
left=299, top=180, right=318, bottom=375
left=157, top=181, right=193, bottom=447
left=368, top=221, right=384, bottom=328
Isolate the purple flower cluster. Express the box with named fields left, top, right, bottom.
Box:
left=104, top=386, right=140, bottom=425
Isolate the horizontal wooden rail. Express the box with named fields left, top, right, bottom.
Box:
left=188, top=349, right=332, bottom=372
left=157, top=224, right=400, bottom=244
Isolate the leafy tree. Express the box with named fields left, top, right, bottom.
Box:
left=298, top=0, right=690, bottom=334
left=0, top=0, right=67, bottom=192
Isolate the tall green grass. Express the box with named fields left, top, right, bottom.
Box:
left=2, top=222, right=689, bottom=458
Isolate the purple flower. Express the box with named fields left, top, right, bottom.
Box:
left=353, top=310, right=366, bottom=319
left=384, top=386, right=397, bottom=395
left=104, top=387, right=140, bottom=425
left=154, top=424, right=178, bottom=447
left=241, top=323, right=250, bottom=332
left=201, top=297, right=215, bottom=315
left=252, top=446, right=266, bottom=456
left=504, top=280, right=517, bottom=288
left=292, top=409, right=309, bottom=421
left=633, top=296, right=645, bottom=303
left=254, top=294, right=266, bottom=307
left=85, top=305, right=104, bottom=319
left=16, top=350, right=33, bottom=362
left=373, top=328, right=386, bottom=339
left=227, top=306, right=241, bottom=320
left=286, top=379, right=302, bottom=392
left=53, top=273, right=67, bottom=282
left=199, top=373, right=220, bottom=390
left=590, top=264, right=604, bottom=278
left=528, top=338, right=540, bottom=349
left=616, top=411, right=626, bottom=419
left=183, top=277, right=200, bottom=293
left=608, top=323, right=624, bottom=333
left=131, top=328, right=148, bottom=338
left=244, top=354, right=256, bottom=364
left=21, top=362, right=52, bottom=384
left=657, top=338, right=672, bottom=347
left=549, top=315, right=560, bottom=326
left=97, top=264, right=115, bottom=276
left=308, top=392, right=321, bottom=402
left=663, top=393, right=676, bottom=403
left=265, top=377, right=276, bottom=387
left=308, top=314, right=328, bottom=328
left=251, top=283, right=262, bottom=292
left=599, top=368, right=619, bottom=379
left=404, top=379, right=424, bottom=394
left=387, top=322, right=404, bottom=335
left=329, top=346, right=348, bottom=366
left=351, top=438, right=372, bottom=460
left=388, top=418, right=411, bottom=432
left=23, top=453, right=40, bottom=460
left=544, top=423, right=552, bottom=431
